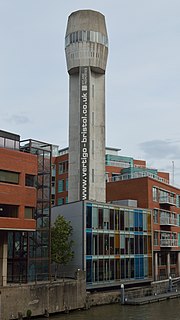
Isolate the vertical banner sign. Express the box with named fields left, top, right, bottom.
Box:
left=80, top=66, right=89, bottom=200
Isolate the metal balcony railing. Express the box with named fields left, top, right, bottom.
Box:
left=159, top=196, right=176, bottom=206
left=160, top=239, right=178, bottom=247
left=108, top=171, right=169, bottom=184
left=160, top=215, right=178, bottom=226
left=105, top=160, right=130, bottom=168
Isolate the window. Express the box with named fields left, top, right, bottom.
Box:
left=25, top=174, right=35, bottom=187
left=51, top=165, right=56, bottom=177
left=154, top=231, right=158, bottom=246
left=58, top=198, right=64, bottom=205
left=103, top=208, right=109, bottom=230
left=5, top=138, right=14, bottom=149
left=92, top=207, right=98, bottom=229
left=176, top=195, right=180, bottom=208
left=0, top=137, right=4, bottom=147
left=98, top=208, right=103, bottom=229
left=110, top=209, right=114, bottom=230
left=153, top=209, right=158, bottom=224
left=58, top=161, right=68, bottom=174
left=65, top=30, right=108, bottom=48
left=86, top=206, right=92, bottom=228
left=158, top=253, right=167, bottom=266
left=0, top=204, right=18, bottom=218
left=86, top=233, right=92, bottom=255
left=152, top=187, right=158, bottom=201
left=120, top=210, right=124, bottom=230
left=24, top=207, right=34, bottom=219
left=66, top=179, right=68, bottom=191
left=58, top=179, right=64, bottom=192
left=0, top=170, right=19, bottom=184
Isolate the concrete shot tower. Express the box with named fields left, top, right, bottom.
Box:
left=65, top=10, right=108, bottom=202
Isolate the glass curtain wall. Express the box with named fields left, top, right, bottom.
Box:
left=86, top=203, right=152, bottom=285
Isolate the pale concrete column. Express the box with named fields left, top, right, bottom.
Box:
left=0, top=232, right=8, bottom=286
left=154, top=252, right=158, bottom=281
left=177, top=252, right=180, bottom=276
left=167, top=252, right=170, bottom=277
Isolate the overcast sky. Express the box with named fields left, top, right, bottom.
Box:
left=0, top=0, right=180, bottom=185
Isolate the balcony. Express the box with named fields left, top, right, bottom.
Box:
left=160, top=239, right=178, bottom=247
left=160, top=212, right=178, bottom=226
left=159, top=195, right=176, bottom=206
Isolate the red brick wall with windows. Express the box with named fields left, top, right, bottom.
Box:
left=0, top=148, right=37, bottom=230
left=53, top=153, right=68, bottom=205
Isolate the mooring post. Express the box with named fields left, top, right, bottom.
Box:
left=121, top=284, right=125, bottom=304
left=169, top=276, right=172, bottom=292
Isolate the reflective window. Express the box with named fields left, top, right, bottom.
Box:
left=5, top=138, right=14, bottom=149
left=65, top=30, right=108, bottom=47
left=58, top=197, right=64, bottom=205
left=0, top=204, right=18, bottom=218
left=58, top=179, right=64, bottom=192
left=25, top=174, right=35, bottom=187
left=0, top=137, right=4, bottom=147
left=0, top=170, right=19, bottom=184
left=24, top=207, right=34, bottom=219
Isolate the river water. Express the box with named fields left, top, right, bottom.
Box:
left=39, top=299, right=180, bottom=320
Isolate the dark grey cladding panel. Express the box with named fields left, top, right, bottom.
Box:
left=0, top=130, right=20, bottom=141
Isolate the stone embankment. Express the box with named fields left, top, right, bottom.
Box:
left=0, top=270, right=86, bottom=320
left=1, top=276, right=180, bottom=319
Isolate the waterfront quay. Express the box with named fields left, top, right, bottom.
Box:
left=1, top=274, right=180, bottom=318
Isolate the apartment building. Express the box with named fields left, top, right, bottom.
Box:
left=106, top=160, right=180, bottom=280
left=0, top=130, right=37, bottom=285
left=0, top=130, right=52, bottom=284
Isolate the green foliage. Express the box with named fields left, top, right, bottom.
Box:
left=26, top=309, right=32, bottom=319
left=51, top=215, right=74, bottom=266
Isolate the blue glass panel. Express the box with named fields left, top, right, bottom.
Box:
left=139, top=257, right=144, bottom=278
left=86, top=258, right=92, bottom=283
left=139, top=210, right=143, bottom=231
left=135, top=257, right=139, bottom=278
left=135, top=256, right=144, bottom=279
left=134, top=210, right=139, bottom=230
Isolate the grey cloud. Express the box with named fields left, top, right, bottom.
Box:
left=4, top=114, right=30, bottom=125
left=139, top=140, right=180, bottom=160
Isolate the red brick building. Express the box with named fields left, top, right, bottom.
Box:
left=52, top=148, right=69, bottom=206
left=0, top=130, right=37, bottom=285
left=107, top=171, right=180, bottom=280
left=0, top=130, right=52, bottom=285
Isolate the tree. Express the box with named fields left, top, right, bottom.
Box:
left=51, top=215, right=74, bottom=277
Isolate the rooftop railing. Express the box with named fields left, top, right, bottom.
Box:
left=108, top=171, right=169, bottom=184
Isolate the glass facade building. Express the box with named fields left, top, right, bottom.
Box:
left=52, top=200, right=153, bottom=288
left=86, top=202, right=152, bottom=286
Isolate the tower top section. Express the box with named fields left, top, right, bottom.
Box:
left=65, top=9, right=108, bottom=74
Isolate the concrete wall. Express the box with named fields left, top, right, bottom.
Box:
left=0, top=270, right=86, bottom=320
